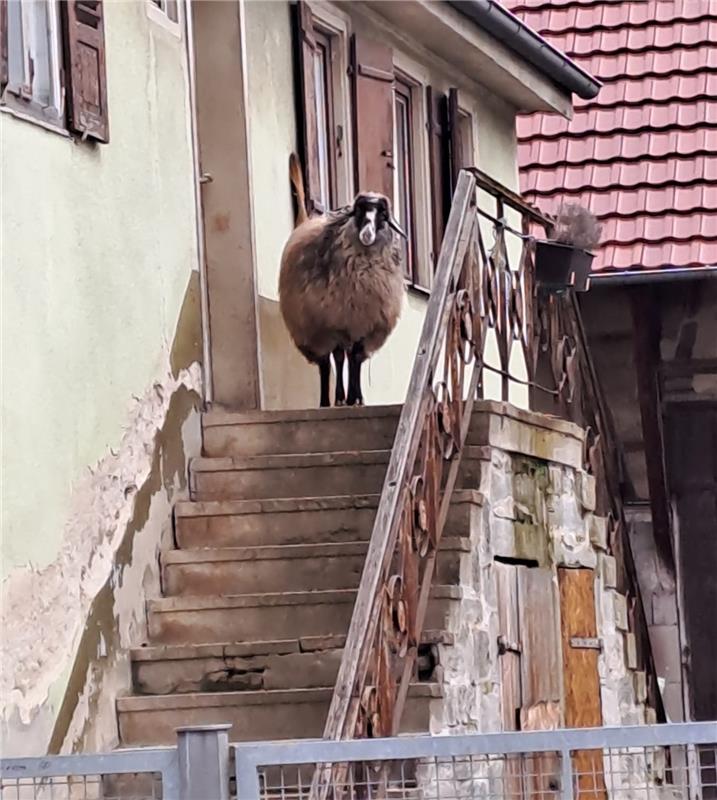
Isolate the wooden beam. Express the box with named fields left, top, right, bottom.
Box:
left=629, top=288, right=675, bottom=571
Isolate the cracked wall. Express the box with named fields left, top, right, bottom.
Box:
left=1, top=0, right=202, bottom=755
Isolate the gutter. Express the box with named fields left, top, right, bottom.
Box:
left=590, top=267, right=717, bottom=286
left=448, top=0, right=602, bottom=100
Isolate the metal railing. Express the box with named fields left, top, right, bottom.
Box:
left=316, top=168, right=551, bottom=772
left=235, top=722, right=717, bottom=800
left=4, top=722, right=714, bottom=800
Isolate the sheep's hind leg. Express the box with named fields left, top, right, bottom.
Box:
left=347, top=342, right=366, bottom=406
left=318, top=355, right=332, bottom=408
left=333, top=347, right=346, bottom=406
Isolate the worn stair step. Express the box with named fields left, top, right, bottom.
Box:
left=162, top=538, right=469, bottom=596
left=147, top=586, right=462, bottom=644
left=203, top=405, right=401, bottom=457
left=117, top=684, right=441, bottom=746
left=130, top=631, right=454, bottom=695
left=189, top=448, right=488, bottom=502
left=174, top=490, right=483, bottom=549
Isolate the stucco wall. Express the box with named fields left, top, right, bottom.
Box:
left=1, top=1, right=202, bottom=754
left=244, top=0, right=524, bottom=410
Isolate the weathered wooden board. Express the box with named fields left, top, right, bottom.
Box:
left=559, top=568, right=607, bottom=799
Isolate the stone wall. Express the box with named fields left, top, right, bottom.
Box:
left=426, top=404, right=649, bottom=735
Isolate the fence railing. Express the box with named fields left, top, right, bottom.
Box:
left=3, top=723, right=715, bottom=800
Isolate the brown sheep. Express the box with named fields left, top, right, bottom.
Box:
left=279, top=154, right=407, bottom=407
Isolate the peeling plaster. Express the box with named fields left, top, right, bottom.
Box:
left=1, top=364, right=201, bottom=755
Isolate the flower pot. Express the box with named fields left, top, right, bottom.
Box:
left=535, top=240, right=594, bottom=292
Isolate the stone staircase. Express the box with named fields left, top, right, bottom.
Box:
left=117, top=406, right=488, bottom=746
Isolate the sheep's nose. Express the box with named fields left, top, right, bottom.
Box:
left=360, top=223, right=376, bottom=246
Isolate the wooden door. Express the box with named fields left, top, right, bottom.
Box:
left=558, top=568, right=607, bottom=799
left=496, top=563, right=562, bottom=798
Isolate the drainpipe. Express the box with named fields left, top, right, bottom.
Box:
left=590, top=267, right=717, bottom=286
left=183, top=0, right=213, bottom=405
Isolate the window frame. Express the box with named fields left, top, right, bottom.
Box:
left=393, top=74, right=418, bottom=284
left=146, top=0, right=182, bottom=38
left=312, top=24, right=339, bottom=211
left=307, top=2, right=353, bottom=208
left=1, top=0, right=65, bottom=131
left=392, top=55, right=432, bottom=293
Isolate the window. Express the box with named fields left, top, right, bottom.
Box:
left=149, top=0, right=179, bottom=25
left=393, top=77, right=417, bottom=283
left=1, top=0, right=110, bottom=141
left=4, top=0, right=64, bottom=126
left=293, top=3, right=350, bottom=214
left=313, top=27, right=337, bottom=211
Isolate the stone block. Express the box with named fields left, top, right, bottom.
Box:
left=645, top=705, right=657, bottom=724
left=576, top=470, right=597, bottom=512
left=613, top=592, right=629, bottom=631
left=624, top=632, right=638, bottom=670
left=599, top=553, right=617, bottom=589
left=589, top=515, right=608, bottom=550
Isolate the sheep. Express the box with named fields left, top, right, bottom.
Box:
left=279, top=153, right=407, bottom=407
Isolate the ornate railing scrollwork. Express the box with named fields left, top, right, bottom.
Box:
left=311, top=169, right=558, bottom=800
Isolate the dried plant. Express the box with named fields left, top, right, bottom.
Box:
left=552, top=203, right=602, bottom=251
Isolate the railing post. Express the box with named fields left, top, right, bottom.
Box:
left=176, top=723, right=231, bottom=800
left=560, top=748, right=575, bottom=800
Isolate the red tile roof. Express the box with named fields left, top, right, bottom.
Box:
left=507, top=0, right=717, bottom=273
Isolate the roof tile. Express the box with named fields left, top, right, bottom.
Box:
left=508, top=0, right=717, bottom=273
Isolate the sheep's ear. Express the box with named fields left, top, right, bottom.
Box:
left=388, top=216, right=408, bottom=239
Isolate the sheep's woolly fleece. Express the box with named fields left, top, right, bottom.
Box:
left=1, top=364, right=201, bottom=725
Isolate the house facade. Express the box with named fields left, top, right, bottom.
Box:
left=508, top=0, right=717, bottom=728
left=2, top=0, right=661, bottom=765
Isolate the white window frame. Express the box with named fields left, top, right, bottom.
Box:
left=392, top=51, right=432, bottom=292
left=306, top=0, right=353, bottom=207
left=146, top=0, right=182, bottom=37
left=1, top=0, right=65, bottom=131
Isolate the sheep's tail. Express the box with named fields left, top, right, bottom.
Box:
left=289, top=152, right=309, bottom=226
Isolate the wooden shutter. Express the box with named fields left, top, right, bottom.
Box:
left=426, top=86, right=449, bottom=269
left=558, top=568, right=607, bottom=799
left=519, top=568, right=563, bottom=797
left=62, top=0, right=109, bottom=142
left=0, top=0, right=8, bottom=91
left=292, top=1, right=322, bottom=214
left=351, top=34, right=394, bottom=199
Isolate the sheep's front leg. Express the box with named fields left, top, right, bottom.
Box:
left=333, top=347, right=346, bottom=406
left=318, top=355, right=332, bottom=408
left=347, top=342, right=366, bottom=406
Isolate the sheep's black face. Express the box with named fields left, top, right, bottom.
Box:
left=352, top=193, right=407, bottom=247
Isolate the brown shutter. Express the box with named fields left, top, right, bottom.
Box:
left=292, top=1, right=322, bottom=214
left=0, top=0, right=8, bottom=91
left=62, top=1, right=109, bottom=142
left=351, top=34, right=394, bottom=199
left=426, top=86, right=449, bottom=269
left=558, top=568, right=607, bottom=799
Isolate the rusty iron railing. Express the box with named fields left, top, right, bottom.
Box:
left=311, top=170, right=554, bottom=796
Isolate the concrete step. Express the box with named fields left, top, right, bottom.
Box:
left=147, top=586, right=462, bottom=645
left=130, top=631, right=454, bottom=695
left=161, top=538, right=468, bottom=596
left=203, top=405, right=401, bottom=457
left=201, top=400, right=585, bottom=467
left=188, top=448, right=487, bottom=502
left=174, top=490, right=483, bottom=549
left=117, top=684, right=441, bottom=746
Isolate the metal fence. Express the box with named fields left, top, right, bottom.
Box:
left=2, top=723, right=716, bottom=800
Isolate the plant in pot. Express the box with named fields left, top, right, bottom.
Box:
left=535, top=203, right=602, bottom=292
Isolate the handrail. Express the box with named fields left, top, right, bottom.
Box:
left=313, top=169, right=549, bottom=797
